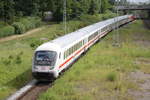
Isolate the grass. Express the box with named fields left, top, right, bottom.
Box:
left=0, top=14, right=108, bottom=99
left=0, top=16, right=149, bottom=99
left=38, top=21, right=150, bottom=100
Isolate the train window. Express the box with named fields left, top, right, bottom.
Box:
left=75, top=44, right=77, bottom=51
left=69, top=48, right=71, bottom=55
left=70, top=47, right=72, bottom=54
left=71, top=47, right=73, bottom=54
left=67, top=49, right=69, bottom=57
left=66, top=49, right=69, bottom=57
left=76, top=44, right=78, bottom=50
left=64, top=51, right=67, bottom=59
left=79, top=42, right=80, bottom=48
left=76, top=44, right=77, bottom=50
left=65, top=51, right=67, bottom=59
left=73, top=46, right=74, bottom=52
left=102, top=27, right=106, bottom=32
left=82, top=40, right=84, bottom=45
left=73, top=45, right=74, bottom=53
left=66, top=51, right=67, bottom=58
left=79, top=41, right=81, bottom=48
left=68, top=49, right=69, bottom=56
left=34, top=51, right=57, bottom=66
left=64, top=52, right=65, bottom=59
left=65, top=51, right=67, bottom=58
left=74, top=44, right=75, bottom=51
left=59, top=53, right=61, bottom=59
left=79, top=41, right=81, bottom=47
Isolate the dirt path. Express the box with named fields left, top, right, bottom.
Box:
left=128, top=71, right=150, bottom=100
left=0, top=26, right=46, bottom=43
left=143, top=20, right=150, bottom=29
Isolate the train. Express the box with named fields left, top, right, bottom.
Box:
left=32, top=15, right=135, bottom=80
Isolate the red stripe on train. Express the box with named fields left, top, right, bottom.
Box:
left=59, top=31, right=108, bottom=69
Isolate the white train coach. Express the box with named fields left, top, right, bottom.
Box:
left=32, top=15, right=135, bottom=80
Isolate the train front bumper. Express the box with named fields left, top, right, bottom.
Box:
left=32, top=70, right=58, bottom=80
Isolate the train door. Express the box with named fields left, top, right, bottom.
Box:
left=57, top=51, right=64, bottom=73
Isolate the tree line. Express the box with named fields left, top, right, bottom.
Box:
left=0, top=0, right=113, bottom=23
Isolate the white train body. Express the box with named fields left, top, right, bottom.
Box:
left=32, top=15, right=135, bottom=80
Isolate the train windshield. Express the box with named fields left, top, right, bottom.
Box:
left=34, top=51, right=57, bottom=66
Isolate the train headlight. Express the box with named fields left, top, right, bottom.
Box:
left=34, top=66, right=38, bottom=69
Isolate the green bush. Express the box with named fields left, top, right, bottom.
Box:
left=19, top=18, right=32, bottom=31
left=26, top=17, right=42, bottom=27
left=0, top=26, right=15, bottom=37
left=30, top=39, right=44, bottom=49
left=15, top=56, right=22, bottom=64
left=12, top=22, right=25, bottom=34
left=12, top=17, right=42, bottom=34
left=106, top=72, right=117, bottom=82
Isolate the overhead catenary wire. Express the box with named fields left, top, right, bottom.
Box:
left=100, top=0, right=102, bottom=36
left=113, top=0, right=120, bottom=47
left=63, top=0, right=67, bottom=34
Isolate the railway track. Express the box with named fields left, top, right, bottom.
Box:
left=7, top=80, right=54, bottom=100
left=18, top=81, right=52, bottom=100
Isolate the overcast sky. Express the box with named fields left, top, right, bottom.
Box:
left=127, top=0, right=149, bottom=3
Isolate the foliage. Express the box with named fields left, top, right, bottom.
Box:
left=78, top=11, right=117, bottom=25
left=106, top=72, right=117, bottom=81
left=88, top=0, right=99, bottom=15
left=12, top=22, right=25, bottom=34
left=0, top=0, right=15, bottom=23
left=15, top=56, right=22, bottom=64
left=101, top=10, right=117, bottom=20
left=30, top=39, right=44, bottom=49
left=12, top=17, right=42, bottom=34
left=78, top=14, right=101, bottom=25
left=0, top=0, right=112, bottom=23
left=19, top=17, right=42, bottom=30
left=0, top=25, right=15, bottom=37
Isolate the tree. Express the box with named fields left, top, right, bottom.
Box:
left=101, top=0, right=110, bottom=13
left=109, top=0, right=116, bottom=5
left=0, top=0, right=15, bottom=23
left=53, top=0, right=63, bottom=21
left=88, top=0, right=99, bottom=15
left=0, top=1, right=4, bottom=21
left=14, top=0, right=39, bottom=16
left=0, top=0, right=112, bottom=23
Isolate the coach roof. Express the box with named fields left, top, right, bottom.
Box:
left=50, top=15, right=130, bottom=48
